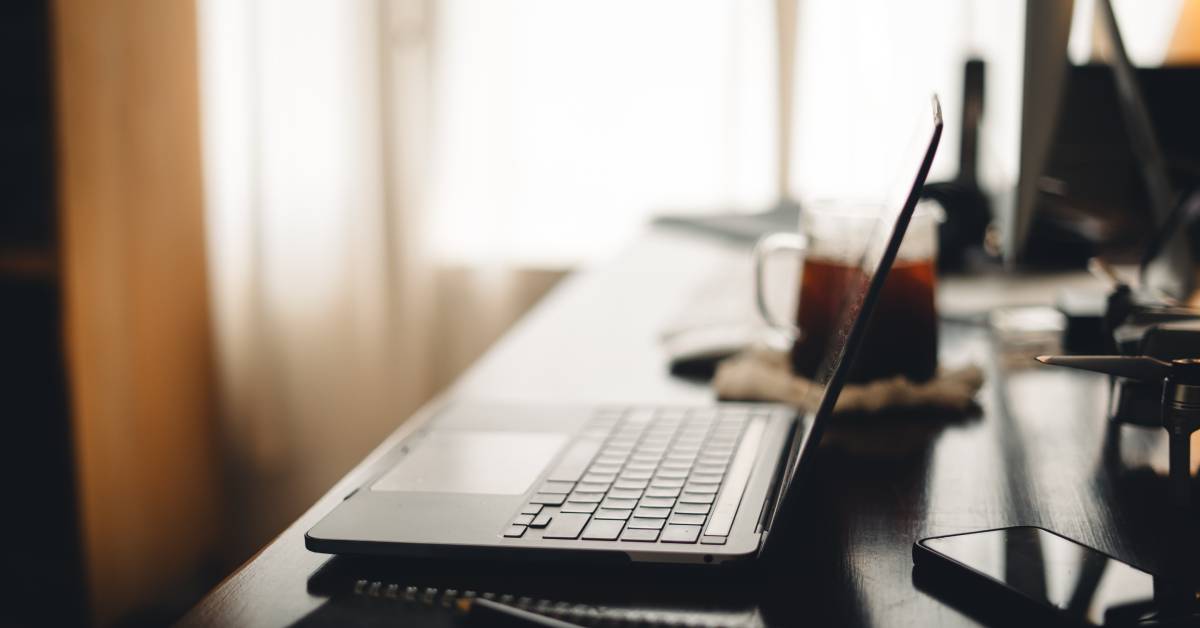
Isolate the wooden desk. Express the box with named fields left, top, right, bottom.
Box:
left=181, top=228, right=1177, bottom=627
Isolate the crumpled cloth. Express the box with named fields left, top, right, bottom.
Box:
left=712, top=349, right=984, bottom=415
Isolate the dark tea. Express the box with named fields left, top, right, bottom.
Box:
left=790, top=256, right=938, bottom=383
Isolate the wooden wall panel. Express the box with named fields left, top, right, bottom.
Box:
left=50, top=0, right=222, bottom=623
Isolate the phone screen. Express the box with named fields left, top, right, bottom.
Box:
left=922, top=527, right=1155, bottom=624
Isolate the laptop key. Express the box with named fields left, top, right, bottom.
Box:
left=700, top=535, right=728, bottom=545
left=683, top=482, right=720, bottom=495
left=576, top=481, right=611, bottom=493
left=520, top=503, right=544, bottom=515
left=638, top=496, right=676, bottom=509
left=513, top=514, right=535, bottom=525
left=538, top=481, right=575, bottom=494
left=581, top=519, right=624, bottom=541
left=614, top=479, right=649, bottom=490
left=542, top=513, right=590, bottom=539
left=632, top=506, right=671, bottom=519
left=626, top=517, right=666, bottom=530
left=621, top=528, right=660, bottom=542
left=650, top=478, right=685, bottom=489
left=593, top=508, right=633, bottom=520
left=530, top=512, right=552, bottom=528
left=561, top=502, right=599, bottom=514
left=530, top=493, right=566, bottom=506
left=669, top=513, right=706, bottom=526
left=600, top=497, right=638, bottom=510
left=568, top=492, right=604, bottom=503
left=645, top=486, right=680, bottom=498
left=678, top=492, right=715, bottom=504
left=589, top=464, right=622, bottom=475
left=625, top=408, right=655, bottom=424
left=654, top=469, right=688, bottom=479
left=581, top=473, right=616, bottom=484
left=608, top=488, right=643, bottom=500
left=503, top=525, right=527, bottom=538
left=660, top=525, right=702, bottom=544
left=618, top=470, right=653, bottom=481
left=675, top=502, right=711, bottom=515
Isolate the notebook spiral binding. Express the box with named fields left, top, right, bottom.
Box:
left=349, top=578, right=760, bottom=627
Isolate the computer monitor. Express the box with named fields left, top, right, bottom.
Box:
left=1008, top=0, right=1194, bottom=300
left=1006, top=0, right=1074, bottom=266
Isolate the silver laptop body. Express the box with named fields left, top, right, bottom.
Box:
left=307, top=97, right=943, bottom=565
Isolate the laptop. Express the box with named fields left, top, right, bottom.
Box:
left=307, top=96, right=943, bottom=564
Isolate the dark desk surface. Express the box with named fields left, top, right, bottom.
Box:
left=181, top=228, right=1179, bottom=627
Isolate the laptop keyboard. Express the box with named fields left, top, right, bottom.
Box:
left=503, top=406, right=769, bottom=545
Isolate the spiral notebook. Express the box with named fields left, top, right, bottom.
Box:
left=297, top=556, right=764, bottom=627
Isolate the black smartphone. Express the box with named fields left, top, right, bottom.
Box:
left=913, top=526, right=1161, bottom=626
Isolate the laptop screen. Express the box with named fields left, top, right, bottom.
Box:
left=768, top=97, right=943, bottom=530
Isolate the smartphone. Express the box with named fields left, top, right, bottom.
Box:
left=913, top=526, right=1160, bottom=626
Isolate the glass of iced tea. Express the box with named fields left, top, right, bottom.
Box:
left=753, top=200, right=941, bottom=383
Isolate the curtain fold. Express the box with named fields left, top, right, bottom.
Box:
left=200, top=0, right=429, bottom=549
left=199, top=0, right=563, bottom=552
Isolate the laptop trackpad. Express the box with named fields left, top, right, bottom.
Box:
left=371, top=430, right=567, bottom=495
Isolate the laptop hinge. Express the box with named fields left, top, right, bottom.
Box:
left=756, top=415, right=798, bottom=535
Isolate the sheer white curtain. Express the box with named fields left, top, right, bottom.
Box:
left=199, top=0, right=438, bottom=546
left=424, top=0, right=778, bottom=266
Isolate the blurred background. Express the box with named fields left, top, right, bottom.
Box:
left=3, top=0, right=1198, bottom=625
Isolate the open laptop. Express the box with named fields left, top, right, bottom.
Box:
left=307, top=96, right=943, bottom=564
